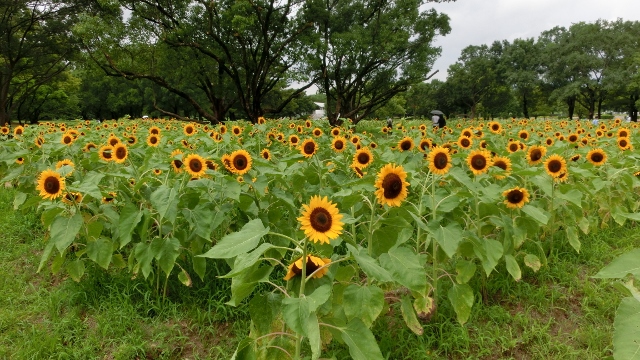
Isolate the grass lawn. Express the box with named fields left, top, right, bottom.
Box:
left=0, top=185, right=634, bottom=359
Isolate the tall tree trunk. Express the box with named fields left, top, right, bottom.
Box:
left=522, top=92, right=529, bottom=118
left=567, top=96, right=576, bottom=120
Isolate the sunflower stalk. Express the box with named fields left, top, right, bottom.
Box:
left=431, top=173, right=438, bottom=316
left=294, top=236, right=309, bottom=360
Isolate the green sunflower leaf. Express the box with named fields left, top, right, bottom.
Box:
left=50, top=213, right=83, bottom=253
left=199, top=219, right=269, bottom=259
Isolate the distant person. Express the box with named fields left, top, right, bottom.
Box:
left=386, top=117, right=393, bottom=128
left=592, top=115, right=599, bottom=125
left=432, top=113, right=440, bottom=128
left=438, top=114, right=446, bottom=128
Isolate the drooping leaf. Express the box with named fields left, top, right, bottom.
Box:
left=66, top=259, right=85, bottom=282
left=340, top=318, right=384, bottom=360
left=50, top=213, right=83, bottom=253
left=343, top=284, right=384, bottom=327
left=566, top=225, right=580, bottom=253
left=86, top=237, right=113, bottom=270
left=521, top=204, right=549, bottom=225
left=150, top=185, right=179, bottom=223
left=613, top=297, right=640, bottom=360
left=427, top=222, right=463, bottom=258
left=347, top=244, right=393, bottom=283
left=504, top=255, right=521, bottom=281
left=379, top=246, right=427, bottom=294
left=400, top=296, right=423, bottom=335
left=117, top=203, right=143, bottom=248
left=199, top=219, right=269, bottom=259
left=456, top=260, right=476, bottom=284
left=594, top=249, right=640, bottom=279
left=524, top=254, right=542, bottom=272
left=447, top=283, right=474, bottom=325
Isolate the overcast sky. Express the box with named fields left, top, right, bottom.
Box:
left=428, top=0, right=640, bottom=81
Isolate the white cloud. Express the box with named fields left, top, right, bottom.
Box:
left=427, top=0, right=640, bottom=81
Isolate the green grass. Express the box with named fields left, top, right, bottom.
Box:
left=0, top=184, right=636, bottom=359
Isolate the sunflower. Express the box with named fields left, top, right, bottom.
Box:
left=526, top=145, right=547, bottom=165
left=102, top=192, right=117, bottom=204
left=461, top=128, right=473, bottom=138
left=153, top=168, right=163, bottom=176
left=183, top=153, right=207, bottom=178
left=260, top=148, right=271, bottom=161
left=205, top=160, right=217, bottom=171
left=284, top=255, right=331, bottom=281
left=397, top=137, right=414, bottom=152
left=312, top=128, right=323, bottom=137
left=617, top=137, right=633, bottom=151
left=418, top=138, right=432, bottom=152
left=229, top=149, right=253, bottom=175
left=183, top=123, right=196, bottom=136
left=374, top=163, right=410, bottom=207
left=586, top=148, right=607, bottom=166
left=35, top=136, right=45, bottom=147
left=55, top=159, right=75, bottom=176
left=13, top=125, right=24, bottom=136
left=331, top=127, right=341, bottom=136
left=15, top=157, right=24, bottom=165
left=427, top=146, right=452, bottom=175
left=492, top=156, right=512, bottom=180
left=99, top=145, right=114, bottom=162
left=232, top=125, right=242, bottom=136
left=147, top=134, right=160, bottom=147
left=149, top=126, right=161, bottom=135
left=617, top=128, right=630, bottom=138
left=257, top=116, right=266, bottom=124
left=488, top=121, right=502, bottom=134
left=113, top=143, right=128, bottom=163
left=457, top=136, right=473, bottom=150
left=62, top=192, right=83, bottom=205
left=289, top=134, right=300, bottom=147
left=351, top=164, right=365, bottom=178
left=544, top=154, right=567, bottom=178
left=570, top=154, right=581, bottom=162
left=108, top=135, right=121, bottom=146
left=126, top=135, right=138, bottom=145
left=0, top=126, right=9, bottom=135
left=331, top=136, right=347, bottom=153
left=518, top=130, right=529, bottom=141
left=297, top=195, right=344, bottom=244
left=299, top=138, right=318, bottom=158
left=466, top=149, right=493, bottom=176
left=545, top=137, right=554, bottom=146
left=502, top=187, right=530, bottom=209
left=507, top=140, right=521, bottom=153
left=352, top=147, right=373, bottom=168
left=61, top=133, right=74, bottom=145
left=37, top=170, right=65, bottom=200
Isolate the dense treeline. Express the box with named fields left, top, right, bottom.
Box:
left=2, top=1, right=639, bottom=125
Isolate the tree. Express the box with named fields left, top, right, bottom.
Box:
left=445, top=45, right=500, bottom=119
left=0, top=0, right=95, bottom=125
left=79, top=0, right=316, bottom=123
left=302, top=0, right=452, bottom=126
left=500, top=38, right=543, bottom=118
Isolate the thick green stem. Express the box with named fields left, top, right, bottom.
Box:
left=431, top=175, right=438, bottom=317
left=294, top=238, right=309, bottom=360
left=367, top=198, right=376, bottom=256
left=549, top=180, right=556, bottom=258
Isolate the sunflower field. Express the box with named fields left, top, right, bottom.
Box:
left=0, top=116, right=639, bottom=359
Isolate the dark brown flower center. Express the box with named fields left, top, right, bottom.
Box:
left=150, top=136, right=158, bottom=144
left=494, top=160, right=507, bottom=171
left=304, top=142, right=316, bottom=155
left=186, top=126, right=194, bottom=134
left=519, top=132, right=528, bottom=140
left=109, top=138, right=119, bottom=146
left=102, top=149, right=112, bottom=159
left=547, top=159, right=562, bottom=173
left=310, top=208, right=332, bottom=232
left=334, top=140, right=344, bottom=150
left=357, top=152, right=370, bottom=165
left=44, top=176, right=60, bottom=194
left=620, top=139, right=628, bottom=147
left=400, top=140, right=412, bottom=151
left=460, top=138, right=471, bottom=147
left=206, top=160, right=216, bottom=170
left=63, top=136, right=72, bottom=144
left=115, top=146, right=127, bottom=159
left=433, top=152, right=448, bottom=170
left=507, top=190, right=524, bottom=204
left=530, top=149, right=542, bottom=162
left=568, top=135, right=578, bottom=142
left=290, top=256, right=321, bottom=278
left=471, top=154, right=487, bottom=170
left=590, top=152, right=604, bottom=163
left=382, top=173, right=403, bottom=199
left=127, top=137, right=136, bottom=144
left=189, top=158, right=202, bottom=172
left=509, top=143, right=518, bottom=152
left=492, top=124, right=499, bottom=131
left=233, top=155, right=248, bottom=170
